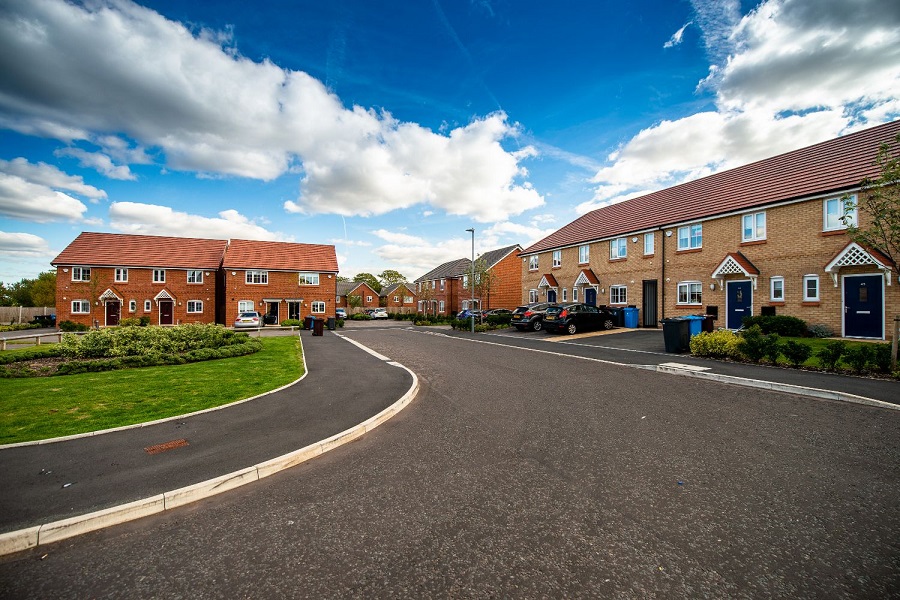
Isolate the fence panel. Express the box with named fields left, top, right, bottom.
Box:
left=0, top=307, right=55, bottom=324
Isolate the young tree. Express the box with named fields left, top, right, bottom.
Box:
left=353, top=272, right=382, bottom=294
left=347, top=294, right=363, bottom=314
left=31, top=271, right=57, bottom=307
left=472, top=258, right=497, bottom=310
left=378, top=269, right=407, bottom=288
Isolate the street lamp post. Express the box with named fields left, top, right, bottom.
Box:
left=466, top=228, right=475, bottom=333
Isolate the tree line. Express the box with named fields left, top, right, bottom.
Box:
left=0, top=271, right=57, bottom=307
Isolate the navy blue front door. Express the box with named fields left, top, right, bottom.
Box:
left=547, top=289, right=557, bottom=303
left=844, top=275, right=883, bottom=338
left=584, top=288, right=597, bottom=306
left=726, top=280, right=752, bottom=329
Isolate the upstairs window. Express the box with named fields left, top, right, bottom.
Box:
left=153, top=269, right=166, bottom=283
left=609, top=238, right=627, bottom=260
left=552, top=250, right=561, bottom=268
left=115, top=268, right=128, bottom=282
left=677, top=224, right=703, bottom=250
left=643, top=233, right=654, bottom=256
left=529, top=255, right=539, bottom=271
left=187, top=270, right=203, bottom=284
left=578, top=245, right=590, bottom=264
left=440, top=279, right=445, bottom=291
left=824, top=196, right=857, bottom=231
left=742, top=212, right=766, bottom=242
left=72, top=267, right=91, bottom=282
left=246, top=270, right=268, bottom=284
left=299, top=272, right=319, bottom=285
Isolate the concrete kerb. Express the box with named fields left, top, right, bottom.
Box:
left=0, top=336, right=420, bottom=556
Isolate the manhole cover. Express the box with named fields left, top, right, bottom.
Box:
left=144, top=438, right=189, bottom=455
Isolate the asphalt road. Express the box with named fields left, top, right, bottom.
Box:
left=2, top=324, right=898, bottom=598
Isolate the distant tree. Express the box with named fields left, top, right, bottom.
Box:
left=378, top=269, right=407, bottom=288
left=336, top=276, right=351, bottom=282
left=347, top=294, right=363, bottom=313
left=353, top=272, right=382, bottom=294
left=31, top=271, right=57, bottom=307
left=0, top=282, right=12, bottom=306
left=472, top=258, right=497, bottom=310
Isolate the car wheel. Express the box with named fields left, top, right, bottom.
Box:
left=602, top=318, right=614, bottom=330
left=566, top=322, right=577, bottom=335
left=532, top=319, right=542, bottom=331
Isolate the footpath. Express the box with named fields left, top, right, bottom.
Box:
left=0, top=331, right=417, bottom=555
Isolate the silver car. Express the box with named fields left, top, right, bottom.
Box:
left=234, top=311, right=261, bottom=328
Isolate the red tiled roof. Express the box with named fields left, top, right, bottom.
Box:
left=223, top=239, right=338, bottom=272
left=578, top=269, right=600, bottom=285
left=52, top=232, right=227, bottom=269
left=523, top=120, right=900, bottom=254
left=539, top=273, right=559, bottom=287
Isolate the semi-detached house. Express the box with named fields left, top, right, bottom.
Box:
left=519, top=120, right=899, bottom=340
left=52, top=233, right=338, bottom=328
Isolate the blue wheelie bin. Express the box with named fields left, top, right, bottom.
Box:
left=623, top=307, right=639, bottom=328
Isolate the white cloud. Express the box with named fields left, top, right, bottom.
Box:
left=0, top=172, right=88, bottom=222
left=0, top=231, right=55, bottom=283
left=664, top=21, right=693, bottom=48
left=0, top=231, right=52, bottom=256
left=481, top=221, right=556, bottom=248
left=108, top=202, right=288, bottom=241
left=54, top=148, right=136, bottom=180
left=0, top=0, right=542, bottom=222
left=0, top=157, right=107, bottom=200
left=589, top=0, right=900, bottom=210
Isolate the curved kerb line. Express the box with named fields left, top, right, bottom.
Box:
left=0, top=335, right=419, bottom=556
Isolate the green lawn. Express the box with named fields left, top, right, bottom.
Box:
left=776, top=336, right=885, bottom=368
left=0, top=336, right=303, bottom=445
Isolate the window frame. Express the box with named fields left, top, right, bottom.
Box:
left=610, top=285, right=627, bottom=305
left=561, top=288, right=568, bottom=302
left=770, top=276, right=784, bottom=302
left=187, top=270, right=203, bottom=284
left=677, top=281, right=703, bottom=305
left=823, top=195, right=857, bottom=232
left=72, top=267, right=91, bottom=282
left=144, top=300, right=152, bottom=312
left=238, top=300, right=255, bottom=313
left=129, top=300, right=137, bottom=313
left=529, top=289, right=539, bottom=303
left=299, top=272, right=319, bottom=285
left=803, top=275, right=820, bottom=302
left=552, top=250, right=561, bottom=268
left=578, top=245, right=590, bottom=264
left=609, top=238, right=627, bottom=260
left=186, top=300, right=203, bottom=313
left=742, top=211, right=767, bottom=242
left=528, top=255, right=539, bottom=271
left=439, top=300, right=445, bottom=313
left=153, top=269, right=166, bottom=284
left=677, top=224, right=703, bottom=251
left=71, top=300, right=90, bottom=314
left=245, top=270, right=268, bottom=285
left=114, top=268, right=128, bottom=283
left=643, top=233, right=654, bottom=256
left=572, top=287, right=579, bottom=302
left=311, top=301, right=325, bottom=314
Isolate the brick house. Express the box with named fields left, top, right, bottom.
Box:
left=336, top=281, right=381, bottom=314
left=222, top=239, right=338, bottom=325
left=381, top=282, right=417, bottom=314
left=51, top=232, right=227, bottom=327
left=519, top=120, right=899, bottom=339
left=414, top=244, right=523, bottom=316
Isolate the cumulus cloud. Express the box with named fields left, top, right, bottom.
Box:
left=0, top=231, right=52, bottom=256
left=587, top=0, right=900, bottom=212
left=108, top=201, right=288, bottom=241
left=0, top=157, right=106, bottom=200
left=370, top=229, right=476, bottom=275
left=0, top=173, right=88, bottom=222
left=54, top=148, right=136, bottom=180
left=0, top=0, right=542, bottom=222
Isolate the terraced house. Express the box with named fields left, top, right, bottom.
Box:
left=52, top=233, right=339, bottom=328
left=519, top=120, right=899, bottom=340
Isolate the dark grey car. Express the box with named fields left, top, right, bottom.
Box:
left=510, top=302, right=552, bottom=331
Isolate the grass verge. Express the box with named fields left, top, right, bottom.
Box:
left=0, top=336, right=303, bottom=445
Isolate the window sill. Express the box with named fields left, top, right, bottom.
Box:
left=608, top=258, right=627, bottom=263
left=675, top=248, right=702, bottom=254
left=767, top=301, right=785, bottom=306
left=674, top=304, right=703, bottom=309
left=801, top=301, right=820, bottom=306
left=739, top=240, right=766, bottom=247
left=820, top=229, right=847, bottom=237
left=642, top=253, right=655, bottom=259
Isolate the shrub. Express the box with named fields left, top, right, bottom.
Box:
left=350, top=313, right=372, bottom=320
left=689, top=330, right=741, bottom=359
left=807, top=323, right=834, bottom=338
left=843, top=344, right=873, bottom=375
left=139, top=316, right=151, bottom=326
left=762, top=333, right=782, bottom=364
left=817, top=340, right=846, bottom=371
left=737, top=325, right=768, bottom=363
left=486, top=314, right=513, bottom=326
left=0, top=345, right=62, bottom=365
left=0, top=323, right=40, bottom=333
left=781, top=340, right=813, bottom=367
left=59, top=320, right=89, bottom=332
left=119, top=317, right=142, bottom=327
left=871, top=344, right=893, bottom=374
left=741, top=315, right=808, bottom=337
left=281, top=319, right=302, bottom=327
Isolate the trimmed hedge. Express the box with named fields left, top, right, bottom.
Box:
left=0, top=345, right=63, bottom=364
left=741, top=315, right=808, bottom=337
left=59, top=323, right=249, bottom=359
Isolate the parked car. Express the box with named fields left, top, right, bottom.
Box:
left=370, top=308, right=389, bottom=319
left=481, top=308, right=512, bottom=317
left=234, top=311, right=261, bottom=328
left=510, top=302, right=552, bottom=331
left=335, top=308, right=348, bottom=319
left=457, top=309, right=479, bottom=320
left=263, top=313, right=278, bottom=325
left=542, top=303, right=616, bottom=335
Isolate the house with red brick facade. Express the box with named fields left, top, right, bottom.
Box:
left=222, top=239, right=338, bottom=325
left=51, top=232, right=227, bottom=327
left=519, top=120, right=900, bottom=340
left=381, top=282, right=417, bottom=314
left=335, top=281, right=381, bottom=314
left=414, top=244, right=523, bottom=316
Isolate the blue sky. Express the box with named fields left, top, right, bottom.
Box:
left=1, top=0, right=899, bottom=284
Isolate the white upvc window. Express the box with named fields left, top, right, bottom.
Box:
left=610, top=285, right=627, bottom=304
left=129, top=300, right=137, bottom=312
left=678, top=224, right=703, bottom=250
left=71, top=300, right=90, bottom=314
left=529, top=289, right=539, bottom=303
left=439, top=301, right=445, bottom=313
left=609, top=238, right=627, bottom=259
left=440, top=279, right=445, bottom=291
left=644, top=233, right=655, bottom=255
left=463, top=275, right=469, bottom=288
left=393, top=295, right=399, bottom=302
left=187, top=270, right=203, bottom=284
left=144, top=300, right=152, bottom=312
left=770, top=276, right=784, bottom=302
left=72, top=267, right=91, bottom=282
left=238, top=300, right=255, bottom=312
left=366, top=295, right=373, bottom=302
left=299, top=272, right=319, bottom=285
left=187, top=300, right=203, bottom=313
left=404, top=295, right=413, bottom=303
left=561, top=288, right=568, bottom=302
left=742, top=212, right=766, bottom=242
left=529, top=255, right=539, bottom=271
left=115, top=268, right=128, bottom=282
left=677, top=281, right=702, bottom=305
left=573, top=287, right=579, bottom=302
left=552, top=250, right=561, bottom=268
left=803, top=275, right=819, bottom=302
left=246, top=271, right=267, bottom=284
left=578, top=245, right=590, bottom=264
left=153, top=269, right=166, bottom=283
left=824, top=195, right=857, bottom=231
left=311, top=301, right=325, bottom=313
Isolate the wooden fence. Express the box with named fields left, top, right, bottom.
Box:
left=0, top=307, right=54, bottom=325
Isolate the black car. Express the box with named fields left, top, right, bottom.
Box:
left=542, top=303, right=616, bottom=334
left=510, top=302, right=552, bottom=331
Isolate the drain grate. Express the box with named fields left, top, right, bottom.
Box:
left=144, top=438, right=189, bottom=455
